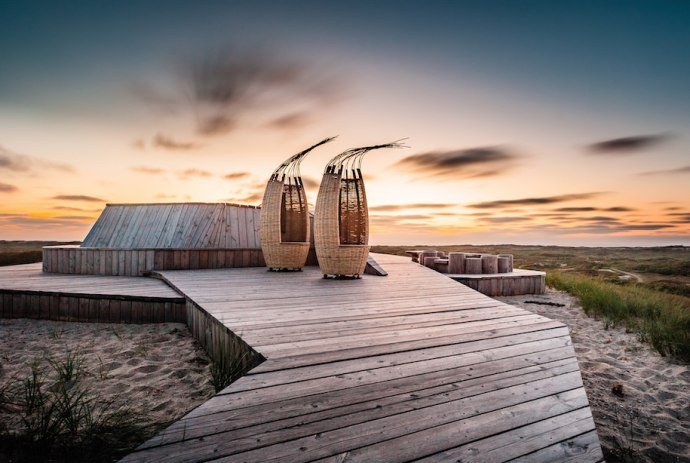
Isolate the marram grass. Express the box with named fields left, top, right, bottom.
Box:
left=547, top=272, right=690, bottom=362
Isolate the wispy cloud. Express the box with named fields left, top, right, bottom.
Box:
left=153, top=134, right=203, bottom=151
left=223, top=172, right=251, bottom=181
left=554, top=206, right=635, bottom=213
left=177, top=168, right=213, bottom=179
left=131, top=166, right=166, bottom=175
left=370, top=203, right=455, bottom=212
left=0, top=182, right=18, bottom=193
left=0, top=213, right=95, bottom=229
left=0, top=145, right=75, bottom=174
left=52, top=195, right=106, bottom=202
left=264, top=111, right=311, bottom=131
left=467, top=192, right=605, bottom=209
left=128, top=81, right=180, bottom=115
left=226, top=191, right=263, bottom=204
left=638, top=165, right=690, bottom=176
left=480, top=216, right=532, bottom=224
left=587, top=133, right=670, bottom=154
left=182, top=47, right=343, bottom=136
left=395, top=147, right=519, bottom=179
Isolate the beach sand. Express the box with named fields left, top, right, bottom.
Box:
left=499, top=289, right=690, bottom=463
left=0, top=319, right=214, bottom=447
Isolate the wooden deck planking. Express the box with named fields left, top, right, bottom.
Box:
left=0, top=263, right=186, bottom=323
left=0, top=263, right=181, bottom=298
left=123, top=253, right=602, bottom=462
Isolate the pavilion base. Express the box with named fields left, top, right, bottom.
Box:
left=448, top=269, right=546, bottom=297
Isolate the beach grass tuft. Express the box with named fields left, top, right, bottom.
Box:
left=547, top=272, right=690, bottom=362
left=0, top=350, right=153, bottom=462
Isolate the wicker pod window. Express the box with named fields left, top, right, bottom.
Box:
left=281, top=181, right=308, bottom=243
left=315, top=140, right=407, bottom=278
left=260, top=137, right=336, bottom=271
left=338, top=172, right=367, bottom=245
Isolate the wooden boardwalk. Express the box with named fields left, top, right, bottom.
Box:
left=123, top=253, right=602, bottom=462
left=0, top=263, right=185, bottom=323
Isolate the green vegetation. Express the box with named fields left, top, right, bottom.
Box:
left=0, top=351, right=154, bottom=463
left=209, top=333, right=263, bottom=392
left=0, top=241, right=80, bottom=267
left=547, top=272, right=690, bottom=362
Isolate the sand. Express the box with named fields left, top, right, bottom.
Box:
left=0, top=319, right=214, bottom=441
left=499, top=289, right=690, bottom=463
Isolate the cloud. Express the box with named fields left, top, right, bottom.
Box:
left=554, top=207, right=598, bottom=212
left=604, top=206, right=636, bottom=212
left=370, top=203, right=456, bottom=212
left=223, top=172, right=251, bottom=181
left=226, top=191, right=263, bottom=204
left=638, top=165, right=690, bottom=176
left=467, top=192, right=605, bottom=209
left=0, top=149, right=31, bottom=172
left=177, top=168, right=212, bottom=179
left=264, top=111, right=312, bottom=130
left=53, top=206, right=91, bottom=212
left=52, top=195, right=106, bottom=202
left=587, top=133, right=670, bottom=154
left=0, top=182, right=18, bottom=193
left=302, top=176, right=320, bottom=189
left=0, top=145, right=75, bottom=174
left=153, top=134, right=203, bottom=151
left=395, top=147, right=519, bottom=179
left=180, top=47, right=343, bottom=136
left=0, top=213, right=95, bottom=229
left=131, top=166, right=166, bottom=175
left=198, top=115, right=235, bottom=136
left=554, top=206, right=635, bottom=213
left=481, top=216, right=532, bottom=224
left=128, top=81, right=179, bottom=115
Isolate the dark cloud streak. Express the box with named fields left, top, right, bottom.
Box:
left=396, top=147, right=518, bottom=179
left=587, top=133, right=670, bottom=154
left=0, top=182, right=18, bottom=193
left=52, top=195, right=106, bottom=202
left=467, top=192, right=605, bottom=209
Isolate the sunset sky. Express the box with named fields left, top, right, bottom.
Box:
left=1, top=1, right=689, bottom=245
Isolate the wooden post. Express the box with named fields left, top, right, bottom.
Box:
left=422, top=256, right=437, bottom=269
left=498, top=254, right=513, bottom=273
left=434, top=258, right=449, bottom=273
left=465, top=257, right=482, bottom=274
left=419, top=251, right=437, bottom=266
left=448, top=252, right=466, bottom=274
left=481, top=254, right=498, bottom=274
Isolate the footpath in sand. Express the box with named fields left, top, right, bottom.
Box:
left=499, top=289, right=690, bottom=463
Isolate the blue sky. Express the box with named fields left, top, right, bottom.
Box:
left=1, top=1, right=689, bottom=245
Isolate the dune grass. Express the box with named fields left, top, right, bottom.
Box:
left=547, top=272, right=690, bottom=362
left=0, top=350, right=153, bottom=462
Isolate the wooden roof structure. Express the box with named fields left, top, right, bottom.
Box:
left=81, top=203, right=260, bottom=249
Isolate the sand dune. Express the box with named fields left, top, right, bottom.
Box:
left=499, top=290, right=690, bottom=463
left=0, top=320, right=214, bottom=441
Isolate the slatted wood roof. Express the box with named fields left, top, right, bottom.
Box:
left=81, top=203, right=261, bottom=249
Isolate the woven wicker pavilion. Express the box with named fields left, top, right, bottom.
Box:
left=314, top=141, right=406, bottom=278
left=260, top=137, right=335, bottom=271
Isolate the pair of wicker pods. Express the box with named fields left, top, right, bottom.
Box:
left=261, top=138, right=405, bottom=277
